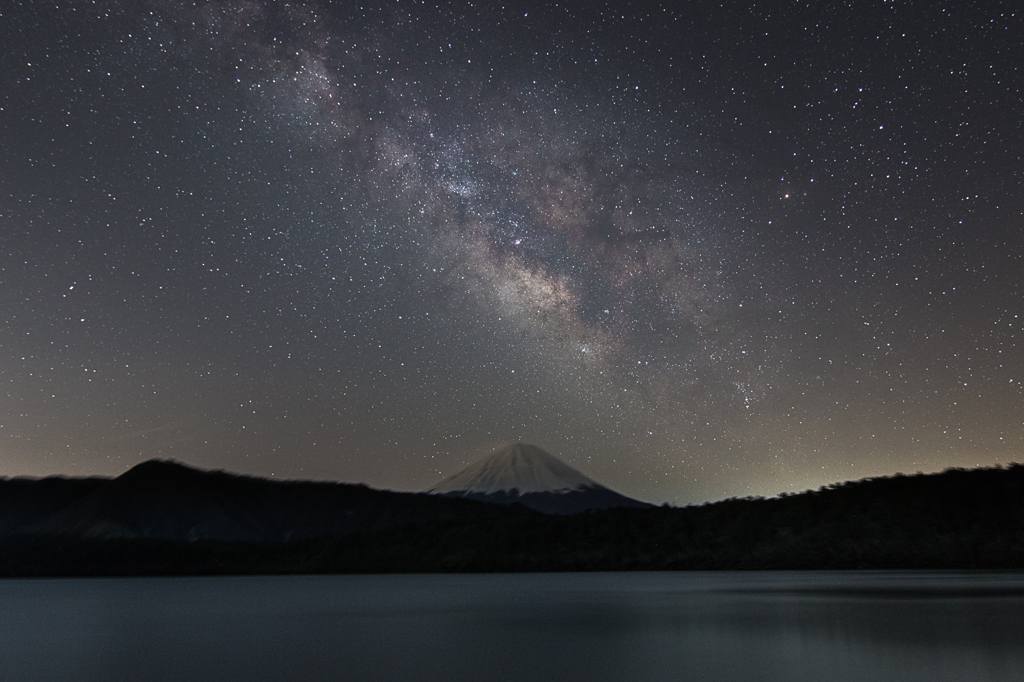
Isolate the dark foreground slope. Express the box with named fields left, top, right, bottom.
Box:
left=0, top=459, right=527, bottom=544
left=439, top=486, right=652, bottom=515
left=2, top=463, right=1023, bottom=575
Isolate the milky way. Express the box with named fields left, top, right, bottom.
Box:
left=1, top=1, right=1021, bottom=503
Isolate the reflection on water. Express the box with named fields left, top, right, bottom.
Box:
left=1, top=571, right=1023, bottom=681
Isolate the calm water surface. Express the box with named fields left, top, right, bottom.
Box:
left=1, top=571, right=1023, bottom=681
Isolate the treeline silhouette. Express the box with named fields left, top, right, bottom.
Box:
left=2, top=463, right=1023, bottom=576
left=0, top=459, right=517, bottom=543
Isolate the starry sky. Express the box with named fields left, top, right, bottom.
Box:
left=1, top=1, right=1021, bottom=504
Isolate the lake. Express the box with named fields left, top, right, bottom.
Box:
left=1, top=571, right=1023, bottom=681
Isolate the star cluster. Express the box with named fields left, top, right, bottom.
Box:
left=1, top=1, right=1021, bottom=503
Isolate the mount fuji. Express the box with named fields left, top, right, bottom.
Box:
left=426, top=443, right=652, bottom=514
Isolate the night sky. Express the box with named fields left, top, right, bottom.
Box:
left=2, top=1, right=1021, bottom=504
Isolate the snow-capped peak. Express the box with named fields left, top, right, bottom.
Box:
left=426, top=443, right=598, bottom=495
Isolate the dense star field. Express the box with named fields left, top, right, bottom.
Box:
left=1, top=1, right=1021, bottom=504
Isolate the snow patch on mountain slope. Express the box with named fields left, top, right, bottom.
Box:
left=427, top=443, right=599, bottom=495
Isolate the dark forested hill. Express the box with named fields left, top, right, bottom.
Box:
left=2, top=462, right=1023, bottom=576
left=0, top=459, right=529, bottom=544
